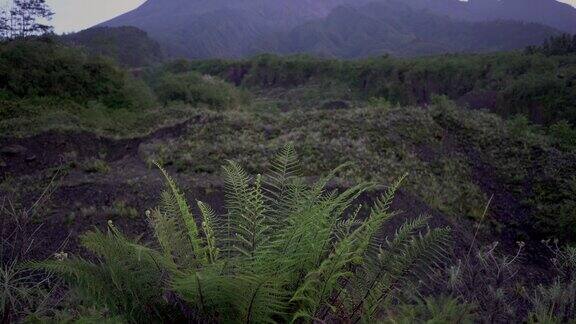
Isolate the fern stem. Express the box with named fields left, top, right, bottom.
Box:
left=246, top=280, right=265, bottom=324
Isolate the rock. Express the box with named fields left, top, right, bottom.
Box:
left=0, top=144, right=27, bottom=156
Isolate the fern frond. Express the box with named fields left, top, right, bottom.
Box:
left=290, top=228, right=360, bottom=321
left=371, top=174, right=406, bottom=215
left=289, top=178, right=397, bottom=321
left=362, top=226, right=452, bottom=320
left=156, top=162, right=207, bottom=266
left=264, top=143, right=300, bottom=224
left=35, top=222, right=171, bottom=322
left=224, top=162, right=268, bottom=258
left=173, top=270, right=288, bottom=323
left=197, top=201, right=220, bottom=264
left=240, top=274, right=289, bottom=324
left=172, top=266, right=240, bottom=322
left=148, top=203, right=193, bottom=269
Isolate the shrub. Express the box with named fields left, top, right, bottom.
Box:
left=529, top=245, right=576, bottom=323
left=549, top=120, right=576, bottom=151
left=0, top=38, right=155, bottom=110
left=153, top=71, right=247, bottom=109
left=38, top=145, right=450, bottom=322
left=385, top=296, right=476, bottom=323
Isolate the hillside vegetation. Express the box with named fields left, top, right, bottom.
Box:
left=182, top=48, right=576, bottom=126
left=0, top=39, right=240, bottom=137
left=1, top=38, right=576, bottom=322
left=61, top=26, right=164, bottom=67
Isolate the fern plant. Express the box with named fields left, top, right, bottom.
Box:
left=37, top=144, right=450, bottom=323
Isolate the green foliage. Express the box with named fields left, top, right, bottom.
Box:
left=529, top=246, right=576, bottom=323
left=156, top=162, right=206, bottom=265
left=549, top=120, right=576, bottom=151
left=0, top=98, right=193, bottom=137
left=61, top=26, right=164, bottom=68
left=508, top=115, right=542, bottom=140
left=38, top=145, right=450, bottom=322
left=152, top=71, right=248, bottom=109
left=526, top=34, right=576, bottom=56
left=184, top=49, right=576, bottom=126
left=107, top=200, right=139, bottom=220
left=429, top=101, right=576, bottom=242
left=36, top=224, right=175, bottom=323
left=0, top=38, right=154, bottom=110
left=385, top=296, right=476, bottom=324
left=143, top=104, right=488, bottom=222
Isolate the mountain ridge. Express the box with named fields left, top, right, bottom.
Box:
left=97, top=0, right=571, bottom=59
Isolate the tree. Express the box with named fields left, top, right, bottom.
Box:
left=528, top=34, right=576, bottom=56
left=0, top=8, right=9, bottom=39
left=1, top=0, right=53, bottom=39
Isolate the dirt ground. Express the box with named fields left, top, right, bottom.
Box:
left=0, top=119, right=551, bottom=287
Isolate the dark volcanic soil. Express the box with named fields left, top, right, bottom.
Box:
left=0, top=118, right=196, bottom=178
left=0, top=120, right=550, bottom=291
left=0, top=119, right=475, bottom=263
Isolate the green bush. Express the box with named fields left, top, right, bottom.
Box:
left=38, top=145, right=450, bottom=323
left=386, top=296, right=476, bottom=323
left=178, top=51, right=576, bottom=126
left=549, top=120, right=576, bottom=151
left=153, top=71, right=247, bottom=109
left=0, top=38, right=155, bottom=110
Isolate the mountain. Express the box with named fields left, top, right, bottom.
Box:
left=98, top=0, right=568, bottom=59
left=403, top=0, right=576, bottom=34
left=100, top=0, right=359, bottom=58
left=256, top=2, right=560, bottom=58
left=61, top=26, right=163, bottom=67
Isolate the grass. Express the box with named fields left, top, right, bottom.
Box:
left=134, top=95, right=576, bottom=243
left=0, top=99, right=195, bottom=138
left=140, top=104, right=489, bottom=222
left=81, top=159, right=110, bottom=174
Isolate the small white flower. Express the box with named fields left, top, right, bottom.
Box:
left=54, top=252, right=68, bottom=261
left=516, top=241, right=525, bottom=248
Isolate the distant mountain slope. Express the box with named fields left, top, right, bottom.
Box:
left=98, top=0, right=565, bottom=59
left=100, top=0, right=365, bottom=59
left=256, top=2, right=560, bottom=58
left=61, top=26, right=163, bottom=67
left=403, top=0, right=576, bottom=34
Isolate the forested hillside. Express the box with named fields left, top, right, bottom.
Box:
left=256, top=1, right=559, bottom=58
left=402, top=0, right=576, bottom=33
left=172, top=44, right=576, bottom=126
left=98, top=0, right=566, bottom=58
left=61, top=26, right=163, bottom=67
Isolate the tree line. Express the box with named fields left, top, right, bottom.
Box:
left=0, top=0, right=53, bottom=39
left=525, top=33, right=576, bottom=56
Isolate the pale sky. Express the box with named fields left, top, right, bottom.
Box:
left=47, top=0, right=146, bottom=33
left=2, top=0, right=575, bottom=34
